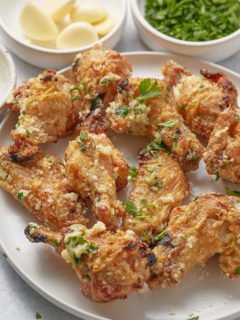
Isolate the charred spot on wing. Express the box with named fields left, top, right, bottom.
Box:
left=200, top=69, right=223, bottom=83
left=10, top=153, right=34, bottom=163
left=146, top=253, right=157, bottom=268
left=124, top=241, right=138, bottom=250
left=117, top=79, right=129, bottom=93
left=72, top=57, right=80, bottom=71
left=149, top=234, right=172, bottom=249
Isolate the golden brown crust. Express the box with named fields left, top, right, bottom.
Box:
left=204, top=107, right=240, bottom=183
left=0, top=147, right=88, bottom=230
left=163, top=60, right=238, bottom=140
left=148, top=193, right=240, bottom=289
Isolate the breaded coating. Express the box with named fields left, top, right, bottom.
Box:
left=70, top=45, right=132, bottom=121
left=65, top=130, right=128, bottom=230
left=163, top=60, right=237, bottom=140
left=25, top=221, right=153, bottom=302
left=7, top=69, right=79, bottom=162
left=204, top=107, right=240, bottom=183
left=148, top=194, right=240, bottom=289
left=123, top=150, right=189, bottom=241
left=0, top=147, right=88, bottom=230
left=106, top=77, right=204, bottom=171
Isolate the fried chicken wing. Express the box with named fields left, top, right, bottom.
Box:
left=65, top=130, right=128, bottom=230
left=25, top=221, right=153, bottom=302
left=123, top=150, right=189, bottom=241
left=7, top=69, right=79, bottom=162
left=163, top=60, right=237, bottom=140
left=148, top=193, right=240, bottom=289
left=70, top=45, right=132, bottom=121
left=204, top=107, right=240, bottom=183
left=0, top=147, right=88, bottom=230
left=106, top=77, right=204, bottom=171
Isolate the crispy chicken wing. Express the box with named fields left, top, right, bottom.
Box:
left=123, top=150, right=189, bottom=241
left=65, top=130, right=128, bottom=230
left=148, top=193, right=240, bottom=289
left=7, top=69, right=79, bottom=162
left=70, top=45, right=132, bottom=121
left=0, top=147, right=88, bottom=230
left=163, top=60, right=237, bottom=140
left=106, top=77, right=204, bottom=171
left=204, top=107, right=240, bottom=183
left=25, top=221, right=153, bottom=302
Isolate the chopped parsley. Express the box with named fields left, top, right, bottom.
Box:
left=125, top=200, right=145, bottom=219
left=115, top=105, right=128, bottom=117
left=158, top=120, right=176, bottom=128
left=234, top=267, right=240, bottom=275
left=80, top=144, right=87, bottom=152
left=179, top=103, right=186, bottom=110
left=150, top=180, right=163, bottom=191
left=71, top=95, right=80, bottom=101
left=90, top=97, right=101, bottom=109
left=138, top=79, right=161, bottom=102
left=172, top=132, right=179, bottom=151
left=148, top=140, right=168, bottom=152
left=154, top=230, right=167, bottom=241
left=80, top=131, right=87, bottom=142
left=193, top=195, right=199, bottom=202
left=129, top=166, right=138, bottom=181
left=17, top=191, right=25, bottom=200
left=100, top=77, right=111, bottom=85
left=187, top=317, right=199, bottom=320
left=35, top=312, right=42, bottom=319
left=225, top=187, right=240, bottom=197
left=51, top=239, right=59, bottom=248
left=25, top=129, right=31, bottom=137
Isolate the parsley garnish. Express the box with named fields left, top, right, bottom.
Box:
left=80, top=144, right=87, bottom=152
left=100, top=77, right=111, bottom=85
left=172, top=132, right=179, bottom=151
left=154, top=230, right=167, bottom=241
left=138, top=79, right=161, bottom=102
left=115, top=105, right=128, bottom=117
left=193, top=195, right=199, bottom=202
left=91, top=97, right=101, bottom=109
left=72, top=95, right=80, bottom=101
left=51, top=239, right=59, bottom=248
left=179, top=103, right=186, bottom=110
left=17, top=191, right=24, bottom=200
left=35, top=312, right=42, bottom=319
left=158, top=120, right=176, bottom=128
left=125, top=200, right=145, bottom=219
left=234, top=267, right=240, bottom=275
left=25, top=129, right=31, bottom=137
left=225, top=187, right=240, bottom=197
left=148, top=140, right=168, bottom=152
left=80, top=131, right=87, bottom=142
left=129, top=166, right=138, bottom=181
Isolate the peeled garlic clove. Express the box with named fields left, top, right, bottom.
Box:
left=94, top=15, right=115, bottom=37
left=20, top=1, right=58, bottom=41
left=70, top=2, right=108, bottom=24
left=56, top=22, right=98, bottom=49
left=42, top=0, right=76, bottom=22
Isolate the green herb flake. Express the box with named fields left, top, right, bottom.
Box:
left=225, top=187, right=240, bottom=197
left=86, top=244, right=98, bottom=254
left=91, top=97, right=101, bottom=109
left=234, top=266, right=240, bottom=275
left=80, top=131, right=87, bottom=142
left=172, top=132, right=179, bottom=151
left=187, top=317, right=199, bottom=320
left=158, top=120, right=176, bottom=128
left=148, top=140, right=168, bottom=152
left=72, top=95, right=80, bottom=101
left=125, top=200, right=145, bottom=219
left=74, top=257, right=81, bottom=265
left=115, top=105, right=129, bottom=117
left=25, top=129, right=31, bottom=137
left=100, top=77, right=111, bottom=85
left=35, top=312, right=42, bottom=319
left=51, top=239, right=59, bottom=248
left=154, top=230, right=167, bottom=241
left=179, top=103, right=186, bottom=110
left=138, top=79, right=161, bottom=102
left=193, top=195, right=199, bottom=202
left=17, top=191, right=24, bottom=200
left=129, top=166, right=138, bottom=181
left=80, top=144, right=87, bottom=152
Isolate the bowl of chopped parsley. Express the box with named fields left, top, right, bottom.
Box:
left=131, top=0, right=240, bottom=62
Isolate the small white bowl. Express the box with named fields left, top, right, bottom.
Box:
left=131, top=0, right=240, bottom=62
left=0, top=0, right=127, bottom=69
left=0, top=44, right=16, bottom=115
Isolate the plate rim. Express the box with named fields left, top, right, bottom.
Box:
left=1, top=51, right=240, bottom=320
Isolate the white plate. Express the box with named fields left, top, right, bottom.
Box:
left=1, top=52, right=240, bottom=320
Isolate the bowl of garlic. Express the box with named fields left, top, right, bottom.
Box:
left=0, top=0, right=127, bottom=69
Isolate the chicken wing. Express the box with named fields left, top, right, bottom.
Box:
left=25, top=221, right=153, bottom=302
left=123, top=149, right=189, bottom=241
left=7, top=69, right=79, bottom=162
left=70, top=45, right=132, bottom=121
left=163, top=60, right=237, bottom=140
left=65, top=130, right=128, bottom=230
left=106, top=77, right=204, bottom=171
left=204, top=107, right=240, bottom=183
left=0, top=147, right=88, bottom=230
left=148, top=193, right=240, bottom=289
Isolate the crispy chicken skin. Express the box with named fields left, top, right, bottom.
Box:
left=0, top=147, right=88, bottom=230
left=70, top=45, right=132, bottom=121
left=65, top=130, right=128, bottom=230
left=25, top=221, right=153, bottom=302
left=7, top=69, right=79, bottom=162
left=163, top=60, right=238, bottom=140
left=106, top=77, right=204, bottom=171
left=204, top=107, right=240, bottom=183
left=123, top=150, right=189, bottom=241
left=148, top=194, right=240, bottom=289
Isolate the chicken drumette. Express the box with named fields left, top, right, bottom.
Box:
left=123, top=149, right=189, bottom=242
left=148, top=193, right=240, bottom=289
left=25, top=221, right=154, bottom=302
left=7, top=69, right=79, bottom=162
left=65, top=130, right=129, bottom=230
left=0, top=147, right=88, bottom=230
left=163, top=60, right=237, bottom=140
left=204, top=107, right=240, bottom=183
left=106, top=77, right=204, bottom=171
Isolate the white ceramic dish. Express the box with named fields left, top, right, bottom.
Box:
left=0, top=0, right=127, bottom=69
left=131, top=0, right=240, bottom=62
left=1, top=52, right=240, bottom=320
left=0, top=44, right=16, bottom=115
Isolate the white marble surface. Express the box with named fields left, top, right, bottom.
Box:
left=1, top=5, right=240, bottom=320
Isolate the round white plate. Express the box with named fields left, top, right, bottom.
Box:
left=1, top=52, right=240, bottom=320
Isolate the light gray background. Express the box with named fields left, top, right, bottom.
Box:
left=1, top=5, right=240, bottom=320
